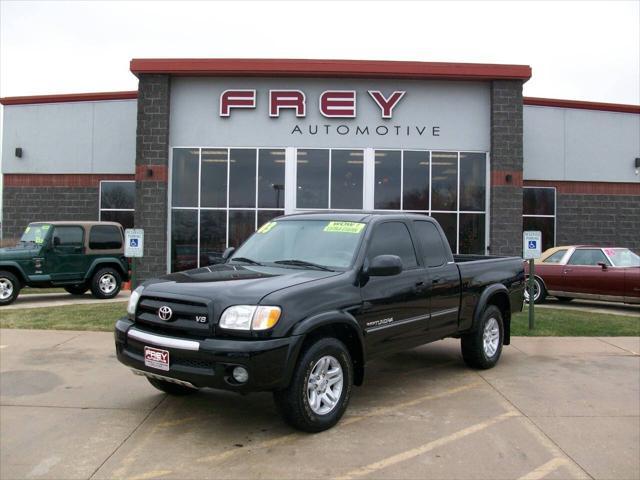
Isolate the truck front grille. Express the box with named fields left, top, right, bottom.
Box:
left=135, top=296, right=212, bottom=337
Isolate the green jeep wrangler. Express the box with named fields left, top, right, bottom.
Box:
left=0, top=221, right=130, bottom=306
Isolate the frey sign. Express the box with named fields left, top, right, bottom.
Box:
left=523, top=231, right=542, bottom=260
left=220, top=89, right=406, bottom=119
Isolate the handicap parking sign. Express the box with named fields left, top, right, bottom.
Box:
left=528, top=240, right=537, bottom=249
left=523, top=231, right=542, bottom=259
left=125, top=229, right=144, bottom=258
left=130, top=238, right=139, bottom=247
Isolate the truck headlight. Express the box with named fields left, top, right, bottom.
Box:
left=219, top=305, right=281, bottom=331
left=127, top=286, right=144, bottom=317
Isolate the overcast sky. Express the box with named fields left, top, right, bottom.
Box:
left=0, top=0, right=639, bottom=104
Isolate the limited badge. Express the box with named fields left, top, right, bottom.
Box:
left=324, top=221, right=366, bottom=234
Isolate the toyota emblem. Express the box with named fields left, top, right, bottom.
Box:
left=158, top=306, right=173, bottom=321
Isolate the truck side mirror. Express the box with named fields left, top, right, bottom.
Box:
left=366, top=255, right=403, bottom=276
left=222, top=247, right=236, bottom=261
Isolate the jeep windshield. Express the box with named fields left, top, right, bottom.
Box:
left=19, top=223, right=51, bottom=246
left=230, top=220, right=367, bottom=270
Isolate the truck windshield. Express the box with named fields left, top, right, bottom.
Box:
left=20, top=224, right=51, bottom=245
left=230, top=220, right=367, bottom=270
left=605, top=248, right=640, bottom=267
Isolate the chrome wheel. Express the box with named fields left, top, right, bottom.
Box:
left=99, top=273, right=117, bottom=294
left=524, top=278, right=541, bottom=303
left=483, top=317, right=500, bottom=358
left=0, top=278, right=13, bottom=300
left=306, top=355, right=343, bottom=415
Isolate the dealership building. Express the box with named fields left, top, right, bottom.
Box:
left=1, top=59, right=639, bottom=282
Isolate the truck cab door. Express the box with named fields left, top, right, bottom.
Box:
left=412, top=220, right=461, bottom=338
left=46, top=226, right=86, bottom=282
left=356, top=221, right=430, bottom=357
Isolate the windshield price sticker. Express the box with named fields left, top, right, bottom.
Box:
left=41, top=225, right=50, bottom=230
left=324, top=222, right=366, bottom=234
left=257, top=222, right=277, bottom=234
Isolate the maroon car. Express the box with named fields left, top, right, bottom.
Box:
left=525, top=246, right=640, bottom=305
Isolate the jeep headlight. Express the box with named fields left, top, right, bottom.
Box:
left=127, top=286, right=144, bottom=317
left=219, top=305, right=281, bottom=331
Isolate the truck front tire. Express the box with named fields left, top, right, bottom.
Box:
left=274, top=337, right=353, bottom=432
left=90, top=267, right=122, bottom=299
left=0, top=270, right=20, bottom=306
left=461, top=305, right=504, bottom=369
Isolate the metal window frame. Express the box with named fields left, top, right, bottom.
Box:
left=522, top=186, right=557, bottom=247
left=98, top=180, right=135, bottom=221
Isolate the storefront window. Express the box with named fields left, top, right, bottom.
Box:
left=523, top=187, right=556, bottom=251
left=431, top=152, right=458, bottom=211
left=331, top=150, right=364, bottom=209
left=402, top=150, right=430, bottom=210
left=459, top=152, right=486, bottom=211
left=99, top=180, right=135, bottom=229
left=170, top=147, right=285, bottom=272
left=296, top=149, right=329, bottom=209
left=374, top=150, right=401, bottom=210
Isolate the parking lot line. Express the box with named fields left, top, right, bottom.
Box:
left=517, top=457, right=570, bottom=480
left=196, top=381, right=482, bottom=465
left=334, top=411, right=519, bottom=480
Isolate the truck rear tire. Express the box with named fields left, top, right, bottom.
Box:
left=273, top=337, right=353, bottom=432
left=90, top=267, right=122, bottom=299
left=147, top=377, right=198, bottom=396
left=461, top=305, right=504, bottom=369
left=65, top=285, right=89, bottom=296
left=0, top=270, right=20, bottom=306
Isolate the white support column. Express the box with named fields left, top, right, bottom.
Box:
left=363, top=147, right=375, bottom=210
left=284, top=147, right=297, bottom=214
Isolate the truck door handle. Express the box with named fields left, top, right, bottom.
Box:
left=563, top=269, right=572, bottom=273
left=432, top=278, right=442, bottom=285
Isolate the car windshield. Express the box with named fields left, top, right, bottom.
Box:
left=230, top=219, right=367, bottom=270
left=19, top=223, right=51, bottom=245
left=604, top=248, right=640, bottom=267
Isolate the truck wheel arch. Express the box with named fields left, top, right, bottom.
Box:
left=472, top=285, right=512, bottom=346
left=290, top=312, right=366, bottom=386
left=0, top=263, right=27, bottom=287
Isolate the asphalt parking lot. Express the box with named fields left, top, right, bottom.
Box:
left=1, top=329, right=638, bottom=480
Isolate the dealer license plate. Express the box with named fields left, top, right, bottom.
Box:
left=144, top=346, right=170, bottom=371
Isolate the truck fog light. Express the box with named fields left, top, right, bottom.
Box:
left=232, top=366, right=249, bottom=383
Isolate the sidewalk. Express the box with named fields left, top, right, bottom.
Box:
left=4, top=290, right=130, bottom=310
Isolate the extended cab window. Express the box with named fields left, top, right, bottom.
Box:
left=90, top=225, right=123, bottom=250
left=367, top=222, right=418, bottom=268
left=52, top=226, right=84, bottom=252
left=543, top=249, right=567, bottom=263
left=413, top=221, right=448, bottom=267
left=567, top=249, right=611, bottom=266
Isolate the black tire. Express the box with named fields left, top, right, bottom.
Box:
left=90, top=267, right=122, bottom=299
left=0, top=270, right=20, bottom=306
left=273, top=337, right=353, bottom=432
left=65, top=285, right=89, bottom=296
left=556, top=296, right=573, bottom=303
left=147, top=377, right=198, bottom=396
left=461, top=305, right=504, bottom=370
left=524, top=276, right=546, bottom=304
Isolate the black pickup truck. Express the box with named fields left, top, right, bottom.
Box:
left=115, top=212, right=524, bottom=432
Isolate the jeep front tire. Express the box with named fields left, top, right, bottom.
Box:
left=90, top=267, right=122, bottom=299
left=0, top=270, right=20, bottom=306
left=274, top=337, right=353, bottom=432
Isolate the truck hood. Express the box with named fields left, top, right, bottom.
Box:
left=0, top=245, right=41, bottom=261
left=141, top=263, right=342, bottom=305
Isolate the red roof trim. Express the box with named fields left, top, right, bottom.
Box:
left=0, top=91, right=138, bottom=106
left=129, top=58, right=532, bottom=81
left=524, top=97, right=640, bottom=114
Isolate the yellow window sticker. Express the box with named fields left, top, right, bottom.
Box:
left=324, top=221, right=365, bottom=234
left=35, top=235, right=43, bottom=244
left=41, top=225, right=50, bottom=230
left=257, top=222, right=277, bottom=234
left=25, top=227, right=31, bottom=233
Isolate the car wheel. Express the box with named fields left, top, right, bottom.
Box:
left=556, top=296, right=573, bottom=303
left=0, top=270, right=20, bottom=306
left=524, top=276, right=546, bottom=304
left=147, top=377, right=198, bottom=396
left=461, top=305, right=504, bottom=369
left=273, top=337, right=353, bottom=432
left=65, top=285, right=89, bottom=296
left=90, top=267, right=122, bottom=299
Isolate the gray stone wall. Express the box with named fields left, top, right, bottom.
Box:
left=489, top=80, right=524, bottom=256
left=134, top=74, right=171, bottom=284
left=556, top=194, right=640, bottom=253
left=2, top=186, right=98, bottom=242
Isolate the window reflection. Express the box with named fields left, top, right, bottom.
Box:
left=431, top=213, right=456, bottom=253
left=201, top=149, right=228, bottom=208
left=331, top=150, right=363, bottom=209
left=258, top=149, right=285, bottom=208
left=374, top=150, right=401, bottom=210
left=459, top=214, right=485, bottom=254
left=229, top=149, right=257, bottom=208
left=171, top=209, right=198, bottom=272
left=460, top=153, right=485, bottom=211
left=229, top=210, right=256, bottom=248
left=200, top=210, right=227, bottom=267
left=172, top=148, right=199, bottom=207
left=431, top=152, right=458, bottom=211
left=297, top=149, right=329, bottom=208
left=403, top=150, right=430, bottom=210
